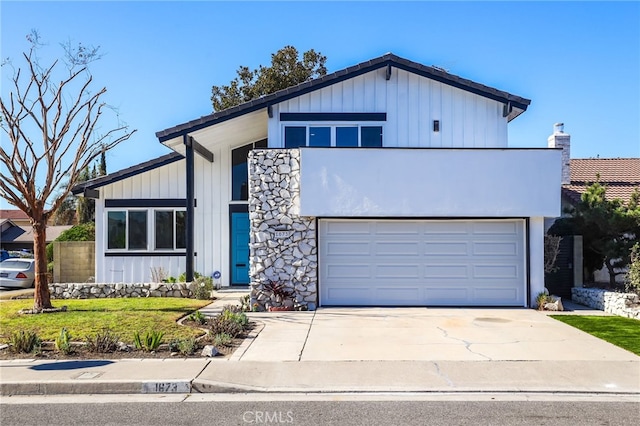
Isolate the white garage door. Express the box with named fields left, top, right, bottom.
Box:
left=319, top=219, right=526, bottom=307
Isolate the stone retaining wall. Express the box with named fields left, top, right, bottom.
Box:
left=49, top=282, right=194, bottom=299
left=248, top=149, right=318, bottom=311
left=571, top=288, right=640, bottom=319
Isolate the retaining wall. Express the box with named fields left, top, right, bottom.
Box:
left=571, top=287, right=640, bottom=319
left=49, top=282, right=194, bottom=299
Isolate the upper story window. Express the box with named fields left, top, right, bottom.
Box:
left=284, top=125, right=383, bottom=148
left=232, top=139, right=268, bottom=201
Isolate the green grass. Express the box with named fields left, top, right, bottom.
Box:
left=0, top=298, right=211, bottom=344
left=551, top=315, right=640, bottom=355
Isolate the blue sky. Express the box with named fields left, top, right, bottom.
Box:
left=1, top=1, right=639, bottom=176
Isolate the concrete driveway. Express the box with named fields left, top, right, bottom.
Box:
left=233, top=307, right=640, bottom=362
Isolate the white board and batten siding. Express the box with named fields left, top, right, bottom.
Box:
left=96, top=151, right=234, bottom=285
left=267, top=68, right=508, bottom=149
left=319, top=219, right=526, bottom=307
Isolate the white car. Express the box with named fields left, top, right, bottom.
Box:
left=0, top=258, right=36, bottom=288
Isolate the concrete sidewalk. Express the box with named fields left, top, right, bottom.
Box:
left=1, top=296, right=639, bottom=396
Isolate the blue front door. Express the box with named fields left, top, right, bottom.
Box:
left=231, top=212, right=250, bottom=285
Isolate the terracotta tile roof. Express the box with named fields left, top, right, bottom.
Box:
left=0, top=209, right=29, bottom=220
left=562, top=158, right=640, bottom=204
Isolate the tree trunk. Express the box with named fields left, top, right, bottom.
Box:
left=32, top=218, right=53, bottom=310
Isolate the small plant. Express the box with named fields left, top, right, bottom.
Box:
left=9, top=330, right=41, bottom=354
left=212, top=332, right=233, bottom=347
left=188, top=310, right=207, bottom=325
left=179, top=271, right=202, bottom=282
left=55, top=327, right=73, bottom=355
left=86, top=328, right=120, bottom=353
left=169, top=337, right=198, bottom=355
left=221, top=305, right=249, bottom=327
left=133, top=330, right=165, bottom=352
left=192, top=275, right=214, bottom=300
left=164, top=276, right=177, bottom=283
left=239, top=294, right=251, bottom=312
left=262, top=280, right=294, bottom=301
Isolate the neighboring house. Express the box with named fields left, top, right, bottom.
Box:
left=0, top=210, right=71, bottom=252
left=553, top=142, right=640, bottom=284
left=72, top=53, right=561, bottom=309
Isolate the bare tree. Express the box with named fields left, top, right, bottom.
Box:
left=0, top=32, right=135, bottom=311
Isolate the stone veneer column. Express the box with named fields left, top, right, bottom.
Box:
left=248, top=149, right=318, bottom=310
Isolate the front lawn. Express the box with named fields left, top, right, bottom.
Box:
left=551, top=315, right=640, bottom=356
left=0, top=298, right=211, bottom=344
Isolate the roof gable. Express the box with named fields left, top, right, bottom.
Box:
left=156, top=53, right=531, bottom=143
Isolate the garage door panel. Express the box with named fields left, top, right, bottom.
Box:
left=325, top=221, right=371, bottom=235
left=472, top=241, right=519, bottom=256
left=424, top=242, right=469, bottom=255
left=472, top=221, right=518, bottom=235
left=326, top=264, right=371, bottom=279
left=375, top=241, right=420, bottom=256
left=472, top=264, right=519, bottom=279
left=326, top=241, right=371, bottom=256
left=376, top=287, right=421, bottom=301
left=375, top=264, right=420, bottom=278
left=375, top=222, right=421, bottom=235
left=424, top=264, right=469, bottom=278
left=320, top=219, right=525, bottom=307
left=423, top=221, right=469, bottom=234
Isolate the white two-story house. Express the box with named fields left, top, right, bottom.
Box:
left=73, top=53, right=561, bottom=309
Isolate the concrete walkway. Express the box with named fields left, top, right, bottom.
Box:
left=1, top=295, right=639, bottom=396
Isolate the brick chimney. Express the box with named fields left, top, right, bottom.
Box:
left=548, top=123, right=571, bottom=185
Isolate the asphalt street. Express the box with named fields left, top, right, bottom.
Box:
left=1, top=394, right=638, bottom=426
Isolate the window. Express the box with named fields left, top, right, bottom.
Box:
left=155, top=210, right=187, bottom=250
left=284, top=125, right=383, bottom=148
left=107, top=211, right=147, bottom=250
left=106, top=209, right=185, bottom=251
left=232, top=140, right=268, bottom=201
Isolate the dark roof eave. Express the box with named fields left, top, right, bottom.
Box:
left=156, top=53, right=531, bottom=143
left=70, top=152, right=184, bottom=194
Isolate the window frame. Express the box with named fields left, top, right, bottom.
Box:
left=282, top=122, right=384, bottom=148
left=230, top=139, right=268, bottom=203
left=104, top=208, right=186, bottom=253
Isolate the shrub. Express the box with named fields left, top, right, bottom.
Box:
left=188, top=310, right=207, bottom=325
left=626, top=243, right=640, bottom=295
left=221, top=306, right=249, bottom=327
left=209, top=315, right=244, bottom=338
left=55, top=328, right=73, bottom=355
left=133, top=330, right=164, bottom=352
left=179, top=271, right=202, bottom=282
left=9, top=330, right=41, bottom=354
left=86, top=328, right=120, bottom=353
left=169, top=337, right=198, bottom=355
left=192, top=276, right=213, bottom=300
left=212, top=332, right=233, bottom=347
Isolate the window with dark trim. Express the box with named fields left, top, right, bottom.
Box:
left=284, top=125, right=383, bottom=148
left=106, top=209, right=185, bottom=252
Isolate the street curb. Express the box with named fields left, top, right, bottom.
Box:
left=1, top=380, right=192, bottom=396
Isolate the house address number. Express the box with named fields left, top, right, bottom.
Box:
left=273, top=230, right=291, bottom=239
